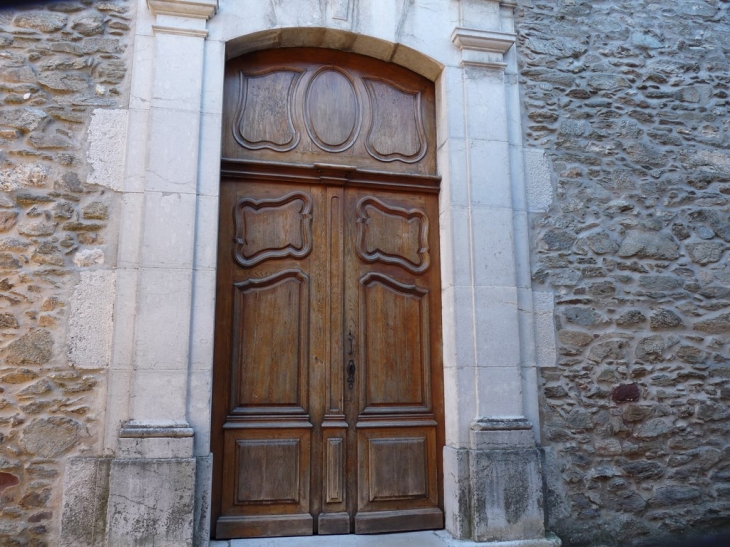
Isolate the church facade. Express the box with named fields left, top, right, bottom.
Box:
left=0, top=1, right=728, bottom=546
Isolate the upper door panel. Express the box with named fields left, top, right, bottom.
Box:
left=223, top=48, right=437, bottom=176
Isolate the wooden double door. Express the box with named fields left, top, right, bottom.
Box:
left=211, top=163, right=444, bottom=538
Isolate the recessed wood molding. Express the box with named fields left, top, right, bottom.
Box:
left=233, top=192, right=313, bottom=267
left=147, top=0, right=218, bottom=19
left=356, top=197, right=431, bottom=274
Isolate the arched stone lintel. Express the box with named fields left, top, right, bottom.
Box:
left=225, top=27, right=444, bottom=82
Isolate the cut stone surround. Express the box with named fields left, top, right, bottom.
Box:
left=58, top=0, right=558, bottom=545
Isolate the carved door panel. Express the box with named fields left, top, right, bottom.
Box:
left=343, top=189, right=444, bottom=534
left=214, top=181, right=326, bottom=538
left=213, top=48, right=443, bottom=540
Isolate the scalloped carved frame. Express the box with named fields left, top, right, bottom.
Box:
left=363, top=77, right=428, bottom=164
left=356, top=196, right=431, bottom=274
left=233, top=191, right=313, bottom=267
left=232, top=67, right=305, bottom=152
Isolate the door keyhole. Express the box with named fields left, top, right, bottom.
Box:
left=347, top=359, right=356, bottom=390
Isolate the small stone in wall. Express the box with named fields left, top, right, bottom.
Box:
left=618, top=231, right=680, bottom=260
left=635, top=335, right=665, bottom=361
left=612, top=383, right=641, bottom=403
left=622, top=404, right=655, bottom=423
left=82, top=202, right=108, bottom=220
left=0, top=312, right=19, bottom=328
left=72, top=248, right=104, bottom=267
left=17, top=221, right=56, bottom=237
left=13, top=12, right=68, bottom=33
left=616, top=310, right=647, bottom=326
left=585, top=233, right=619, bottom=254
left=19, top=417, right=82, bottom=458
left=0, top=368, right=39, bottom=384
left=0, top=252, right=21, bottom=269
left=0, top=108, right=47, bottom=133
left=40, top=297, right=61, bottom=311
left=37, top=72, right=90, bottom=93
left=4, top=330, right=53, bottom=365
left=650, top=309, right=684, bottom=329
left=0, top=211, right=18, bottom=232
left=558, top=330, right=594, bottom=346
left=686, top=241, right=725, bottom=264
left=72, top=15, right=104, bottom=36
left=619, top=459, right=665, bottom=480
left=48, top=2, right=84, bottom=12
left=588, top=340, right=626, bottom=363
left=545, top=385, right=568, bottom=398
left=638, top=276, right=684, bottom=291
left=588, top=281, right=616, bottom=297
left=63, top=221, right=104, bottom=232
left=19, top=488, right=52, bottom=509
left=28, top=131, right=73, bottom=149
left=650, top=485, right=701, bottom=507
left=56, top=172, right=83, bottom=193
left=696, top=226, right=715, bottom=240
left=543, top=229, right=577, bottom=251
left=0, top=472, right=20, bottom=493
left=27, top=511, right=52, bottom=523
left=635, top=418, right=673, bottom=439
left=96, top=2, right=129, bottom=13
left=18, top=378, right=53, bottom=396
left=0, top=163, right=50, bottom=191
left=564, top=306, right=603, bottom=326
left=696, top=402, right=730, bottom=422
left=694, top=313, right=730, bottom=334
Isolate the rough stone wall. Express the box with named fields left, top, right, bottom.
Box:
left=515, top=0, right=730, bottom=545
left=0, top=2, right=132, bottom=545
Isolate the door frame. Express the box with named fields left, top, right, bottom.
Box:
left=99, top=1, right=551, bottom=544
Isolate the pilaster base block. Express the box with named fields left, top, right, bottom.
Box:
left=444, top=418, right=554, bottom=544
left=106, top=457, right=197, bottom=547
left=470, top=447, right=545, bottom=542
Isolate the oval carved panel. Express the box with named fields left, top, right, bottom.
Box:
left=304, top=68, right=361, bottom=153
left=363, top=78, right=427, bottom=164
left=232, top=68, right=304, bottom=152
left=234, top=191, right=313, bottom=267
left=356, top=196, right=430, bottom=274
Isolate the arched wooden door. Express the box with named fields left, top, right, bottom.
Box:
left=211, top=48, right=444, bottom=539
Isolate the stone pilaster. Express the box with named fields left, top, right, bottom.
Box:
left=102, top=1, right=218, bottom=546
left=442, top=2, right=555, bottom=544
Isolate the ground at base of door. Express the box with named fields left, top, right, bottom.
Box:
left=212, top=530, right=562, bottom=547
